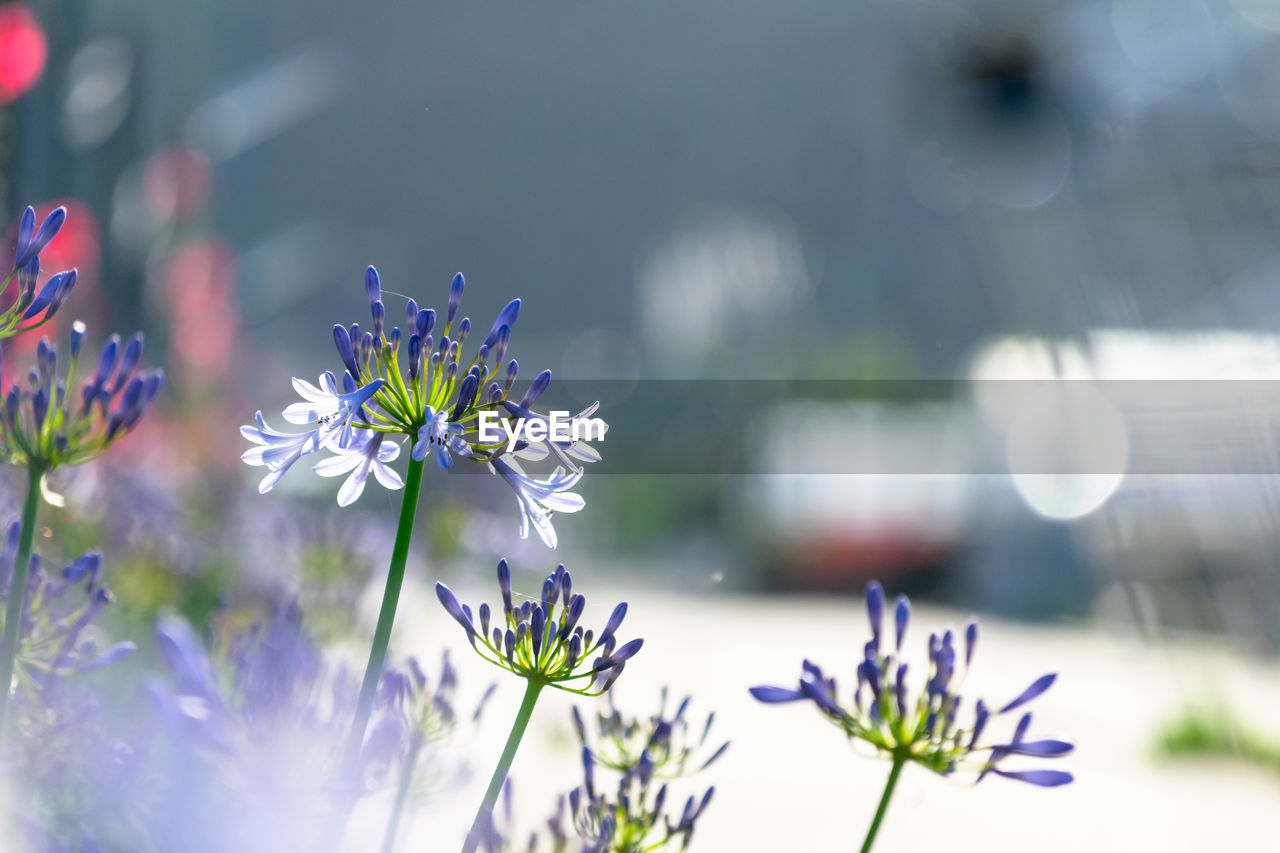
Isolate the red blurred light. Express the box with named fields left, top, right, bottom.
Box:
left=143, top=145, right=210, bottom=224
left=163, top=238, right=238, bottom=384
left=0, top=4, right=46, bottom=103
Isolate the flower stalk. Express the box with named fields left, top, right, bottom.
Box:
left=0, top=462, right=44, bottom=734
left=344, top=454, right=426, bottom=773
left=860, top=753, right=905, bottom=853
left=380, top=731, right=424, bottom=853
left=461, top=678, right=544, bottom=853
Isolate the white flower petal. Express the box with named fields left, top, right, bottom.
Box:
left=337, top=465, right=371, bottom=506
left=372, top=460, right=404, bottom=490
left=313, top=453, right=362, bottom=477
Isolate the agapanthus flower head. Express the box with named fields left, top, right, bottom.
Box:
left=242, top=267, right=604, bottom=545
left=0, top=206, right=78, bottom=339
left=566, top=744, right=716, bottom=853
left=573, top=688, right=729, bottom=780
left=365, top=649, right=496, bottom=771
left=750, top=581, right=1074, bottom=788
left=436, top=560, right=642, bottom=694
left=0, top=322, right=163, bottom=470
left=0, top=520, right=134, bottom=709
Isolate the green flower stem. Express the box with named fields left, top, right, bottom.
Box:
left=460, top=679, right=545, bottom=853
left=380, top=732, right=424, bottom=853
left=0, top=463, right=44, bottom=735
left=343, top=454, right=426, bottom=772
left=860, top=754, right=906, bottom=853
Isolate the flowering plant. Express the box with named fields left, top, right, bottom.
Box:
left=751, top=581, right=1073, bottom=851
left=437, top=560, right=643, bottom=853
left=240, top=266, right=607, bottom=781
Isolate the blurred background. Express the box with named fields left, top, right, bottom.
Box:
left=3, top=0, right=1280, bottom=848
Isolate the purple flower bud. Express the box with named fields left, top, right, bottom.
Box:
left=483, top=299, right=521, bottom=349
left=637, top=750, right=655, bottom=787
left=17, top=255, right=37, bottom=302
left=14, top=206, right=35, bottom=266
left=865, top=581, right=885, bottom=649
left=22, top=270, right=72, bottom=320
left=581, top=745, right=596, bottom=799
left=32, top=387, right=47, bottom=430
left=44, top=268, right=77, bottom=319
left=435, top=583, right=475, bottom=643
left=531, top=605, right=546, bottom=658
left=749, top=685, right=806, bottom=703
left=497, top=559, right=513, bottom=615
left=63, top=552, right=101, bottom=583
left=965, top=620, right=978, bottom=669
left=457, top=316, right=471, bottom=345
left=492, top=325, right=511, bottom=369
left=894, top=594, right=910, bottom=652
left=1008, top=738, right=1074, bottom=757
left=542, top=571, right=558, bottom=612
left=599, top=602, right=627, bottom=645
left=998, top=673, right=1057, bottom=715
left=112, top=333, right=144, bottom=394
left=81, top=640, right=135, bottom=671
left=69, top=320, right=86, bottom=359
left=15, top=206, right=66, bottom=269
left=478, top=602, right=491, bottom=638
left=365, top=265, right=382, bottom=308
left=447, top=272, right=465, bottom=327
left=565, top=634, right=581, bottom=669
left=519, top=369, right=552, bottom=408
left=451, top=373, right=479, bottom=421
left=991, top=768, right=1073, bottom=787
left=371, top=300, right=385, bottom=338
left=597, top=637, right=643, bottom=670
left=600, top=661, right=627, bottom=692
left=561, top=593, right=586, bottom=638
left=969, top=699, right=990, bottom=751
left=416, top=308, right=435, bottom=339
left=857, top=660, right=881, bottom=701
left=333, top=325, right=359, bottom=378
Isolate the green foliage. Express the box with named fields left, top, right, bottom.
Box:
left=1155, top=704, right=1280, bottom=776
